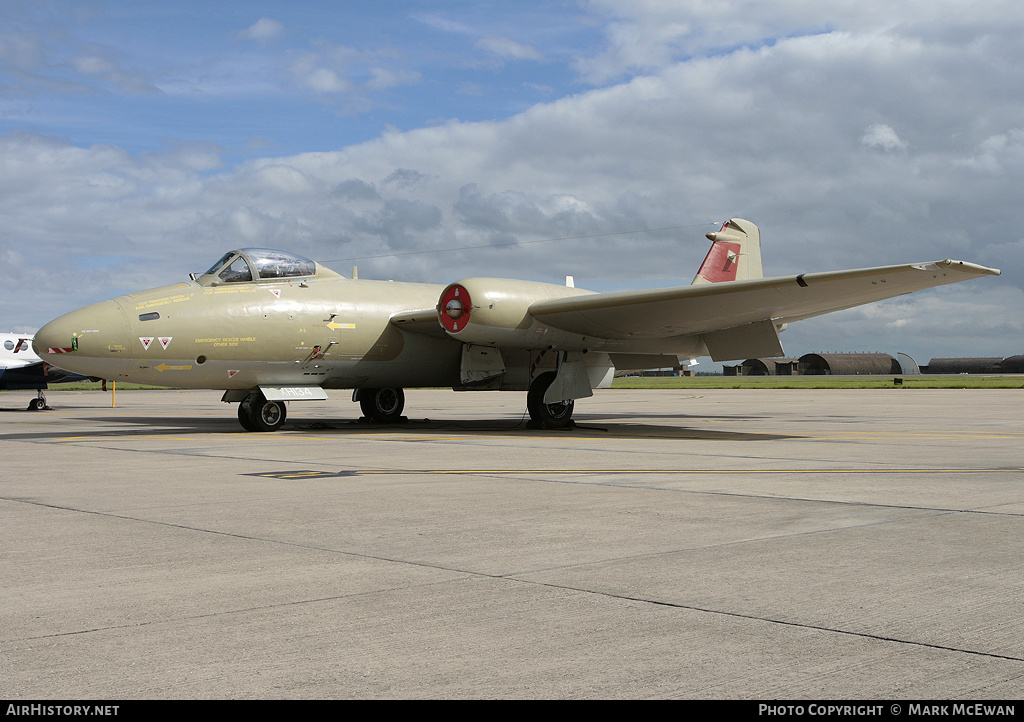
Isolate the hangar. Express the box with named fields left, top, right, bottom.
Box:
left=725, top=353, right=1023, bottom=376
left=724, top=358, right=799, bottom=376
left=998, top=355, right=1024, bottom=373
left=797, top=353, right=902, bottom=375
left=923, top=358, right=1005, bottom=374
left=726, top=353, right=903, bottom=376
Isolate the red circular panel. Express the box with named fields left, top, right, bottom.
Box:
left=439, top=285, right=471, bottom=333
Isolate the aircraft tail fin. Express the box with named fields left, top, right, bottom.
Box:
left=691, top=218, right=763, bottom=285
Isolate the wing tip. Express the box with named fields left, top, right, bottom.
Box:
left=935, top=259, right=1001, bottom=276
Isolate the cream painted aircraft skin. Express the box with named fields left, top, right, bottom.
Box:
left=33, top=222, right=1000, bottom=431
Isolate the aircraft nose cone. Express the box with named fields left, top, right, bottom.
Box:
left=34, top=300, right=131, bottom=379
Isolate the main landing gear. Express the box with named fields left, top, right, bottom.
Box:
left=238, top=392, right=287, bottom=432
left=356, top=387, right=406, bottom=423
left=526, top=371, right=575, bottom=429
left=231, top=381, right=577, bottom=432
left=26, top=391, right=48, bottom=411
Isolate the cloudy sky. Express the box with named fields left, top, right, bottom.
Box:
left=1, top=0, right=1020, bottom=366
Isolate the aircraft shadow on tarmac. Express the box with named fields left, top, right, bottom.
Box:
left=0, top=411, right=798, bottom=442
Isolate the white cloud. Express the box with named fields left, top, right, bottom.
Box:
left=296, top=64, right=355, bottom=94
left=955, top=130, right=1024, bottom=174
left=574, top=0, right=1021, bottom=84
left=288, top=44, right=419, bottom=96
left=66, top=47, right=158, bottom=94
left=861, top=124, right=907, bottom=153
left=239, top=18, right=286, bottom=41
left=475, top=36, right=544, bottom=62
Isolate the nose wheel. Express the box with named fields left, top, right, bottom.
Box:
left=26, top=392, right=48, bottom=411
left=238, top=393, right=287, bottom=432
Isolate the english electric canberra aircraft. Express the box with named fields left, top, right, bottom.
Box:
left=33, top=219, right=999, bottom=431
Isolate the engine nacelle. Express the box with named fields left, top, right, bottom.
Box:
left=437, top=278, right=595, bottom=350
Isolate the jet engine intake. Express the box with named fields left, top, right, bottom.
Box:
left=436, top=278, right=594, bottom=350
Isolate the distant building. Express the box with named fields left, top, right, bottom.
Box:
left=923, top=358, right=1005, bottom=374
left=723, top=358, right=799, bottom=376
left=721, top=352, right=1023, bottom=377
left=896, top=353, right=921, bottom=375
left=797, top=353, right=901, bottom=375
left=998, top=355, right=1024, bottom=373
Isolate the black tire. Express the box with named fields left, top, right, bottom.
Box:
left=243, top=394, right=287, bottom=432
left=237, top=396, right=258, bottom=431
left=358, top=387, right=405, bottom=422
left=26, top=397, right=46, bottom=411
left=527, top=372, right=574, bottom=429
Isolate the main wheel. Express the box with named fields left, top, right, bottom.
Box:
left=527, top=372, right=575, bottom=429
left=26, top=396, right=46, bottom=411
left=358, top=387, right=405, bottom=423
left=237, top=396, right=258, bottom=431
left=240, top=394, right=287, bottom=432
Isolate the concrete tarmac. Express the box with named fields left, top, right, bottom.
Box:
left=1, top=387, right=1022, bottom=699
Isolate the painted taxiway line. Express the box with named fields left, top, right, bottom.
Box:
left=248, top=467, right=1024, bottom=479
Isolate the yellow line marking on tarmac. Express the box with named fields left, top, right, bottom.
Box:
left=250, top=467, right=1024, bottom=479
left=816, top=437, right=1022, bottom=440
left=812, top=432, right=1024, bottom=439
left=355, top=468, right=1024, bottom=474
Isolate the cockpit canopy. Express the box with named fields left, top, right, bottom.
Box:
left=199, top=248, right=318, bottom=285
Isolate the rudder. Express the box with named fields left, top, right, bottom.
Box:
left=691, top=218, right=762, bottom=285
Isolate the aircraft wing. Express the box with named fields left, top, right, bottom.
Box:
left=527, top=259, right=1000, bottom=342
left=0, top=360, right=92, bottom=389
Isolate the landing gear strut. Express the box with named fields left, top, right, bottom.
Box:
left=357, top=387, right=405, bottom=423
left=238, top=392, right=287, bottom=432
left=527, top=371, right=575, bottom=429
left=26, top=391, right=47, bottom=411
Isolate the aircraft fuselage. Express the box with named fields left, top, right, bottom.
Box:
left=35, top=274, right=464, bottom=391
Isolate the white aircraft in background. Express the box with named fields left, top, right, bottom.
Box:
left=0, top=332, right=91, bottom=410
